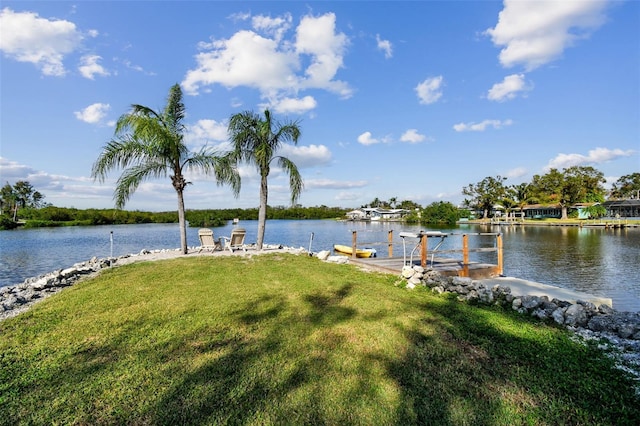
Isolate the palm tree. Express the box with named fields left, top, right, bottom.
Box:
left=227, top=109, right=303, bottom=250
left=92, top=84, right=240, bottom=254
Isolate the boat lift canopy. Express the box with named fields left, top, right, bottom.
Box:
left=399, top=231, right=448, bottom=267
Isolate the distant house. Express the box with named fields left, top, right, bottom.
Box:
left=365, top=208, right=409, bottom=220
left=521, top=203, right=598, bottom=219
left=345, top=208, right=409, bottom=221
left=522, top=204, right=562, bottom=219
left=572, top=203, right=598, bottom=219
left=346, top=209, right=367, bottom=220
left=602, top=199, right=640, bottom=219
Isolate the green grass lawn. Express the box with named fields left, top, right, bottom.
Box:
left=1, top=253, right=638, bottom=425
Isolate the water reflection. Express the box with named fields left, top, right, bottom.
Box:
left=490, top=225, right=639, bottom=312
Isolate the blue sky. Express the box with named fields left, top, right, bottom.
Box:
left=1, top=0, right=638, bottom=211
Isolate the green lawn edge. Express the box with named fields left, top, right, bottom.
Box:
left=1, top=253, right=638, bottom=425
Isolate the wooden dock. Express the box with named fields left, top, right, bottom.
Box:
left=339, top=231, right=503, bottom=279
left=350, top=256, right=502, bottom=279
left=341, top=230, right=613, bottom=306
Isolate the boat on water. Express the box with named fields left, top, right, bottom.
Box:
left=333, top=244, right=377, bottom=258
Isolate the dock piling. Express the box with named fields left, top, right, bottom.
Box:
left=351, top=230, right=357, bottom=259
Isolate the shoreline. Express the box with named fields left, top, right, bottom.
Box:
left=2, top=244, right=639, bottom=390
left=459, top=219, right=640, bottom=228
left=0, top=244, right=304, bottom=322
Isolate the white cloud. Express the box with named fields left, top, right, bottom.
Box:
left=182, top=12, right=351, bottom=103
left=453, top=119, right=513, bottom=132
left=505, top=167, right=527, bottom=179
left=295, top=13, right=351, bottom=96
left=545, top=147, right=635, bottom=170
left=305, top=179, right=367, bottom=189
left=335, top=191, right=364, bottom=201
left=357, top=131, right=379, bottom=146
left=376, top=34, right=392, bottom=59
left=270, top=96, right=317, bottom=114
left=487, top=74, right=531, bottom=102
left=278, top=144, right=332, bottom=168
left=0, top=8, right=83, bottom=76
left=74, top=103, right=110, bottom=124
left=400, top=129, right=426, bottom=144
left=185, top=119, right=229, bottom=151
left=0, top=157, right=36, bottom=180
left=117, top=58, right=155, bottom=76
left=0, top=157, right=105, bottom=206
left=78, top=54, right=109, bottom=79
left=252, top=13, right=292, bottom=43
left=415, top=76, right=443, bottom=105
left=183, top=30, right=298, bottom=95
left=485, top=0, right=610, bottom=71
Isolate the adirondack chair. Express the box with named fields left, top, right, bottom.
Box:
left=222, top=228, right=247, bottom=252
left=198, top=228, right=222, bottom=252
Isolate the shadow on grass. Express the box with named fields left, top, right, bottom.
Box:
left=143, top=285, right=640, bottom=425
left=146, top=284, right=360, bottom=424
left=387, top=295, right=640, bottom=425
left=4, top=274, right=639, bottom=425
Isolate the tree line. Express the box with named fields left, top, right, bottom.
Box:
left=0, top=201, right=350, bottom=230
left=462, top=168, right=640, bottom=220
left=1, top=181, right=46, bottom=220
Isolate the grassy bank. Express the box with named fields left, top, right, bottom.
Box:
left=1, top=254, right=638, bottom=425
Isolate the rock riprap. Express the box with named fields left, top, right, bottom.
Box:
left=395, top=263, right=640, bottom=389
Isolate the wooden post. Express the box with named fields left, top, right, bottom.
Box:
left=388, top=230, right=393, bottom=257
left=420, top=233, right=427, bottom=268
left=496, top=233, right=503, bottom=275
left=351, top=230, right=357, bottom=259
left=462, top=234, right=469, bottom=277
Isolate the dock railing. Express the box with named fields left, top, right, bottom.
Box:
left=348, top=230, right=503, bottom=277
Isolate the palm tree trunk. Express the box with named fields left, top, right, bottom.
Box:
left=257, top=175, right=268, bottom=250
left=177, top=189, right=188, bottom=254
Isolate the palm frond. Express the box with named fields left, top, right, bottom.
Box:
left=112, top=161, right=167, bottom=209
left=277, top=156, right=304, bottom=205
left=91, top=138, right=149, bottom=182
left=184, top=149, right=241, bottom=197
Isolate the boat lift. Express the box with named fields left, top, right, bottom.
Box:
left=399, top=231, right=448, bottom=267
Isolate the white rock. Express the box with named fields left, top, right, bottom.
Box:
left=401, top=266, right=415, bottom=279
left=316, top=250, right=331, bottom=261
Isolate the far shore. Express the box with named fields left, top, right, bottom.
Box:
left=458, top=218, right=640, bottom=228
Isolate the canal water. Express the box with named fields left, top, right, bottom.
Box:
left=1, top=220, right=638, bottom=312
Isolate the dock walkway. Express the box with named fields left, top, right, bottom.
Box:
left=479, top=277, right=612, bottom=307
left=350, top=258, right=612, bottom=308
left=351, top=256, right=500, bottom=279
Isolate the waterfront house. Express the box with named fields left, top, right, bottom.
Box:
left=602, top=199, right=640, bottom=219
left=346, top=209, right=367, bottom=220
left=346, top=208, right=409, bottom=221
left=522, top=203, right=597, bottom=219
left=365, top=207, right=409, bottom=220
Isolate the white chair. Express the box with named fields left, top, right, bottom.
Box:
left=222, top=228, right=247, bottom=252
left=198, top=228, right=222, bottom=252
